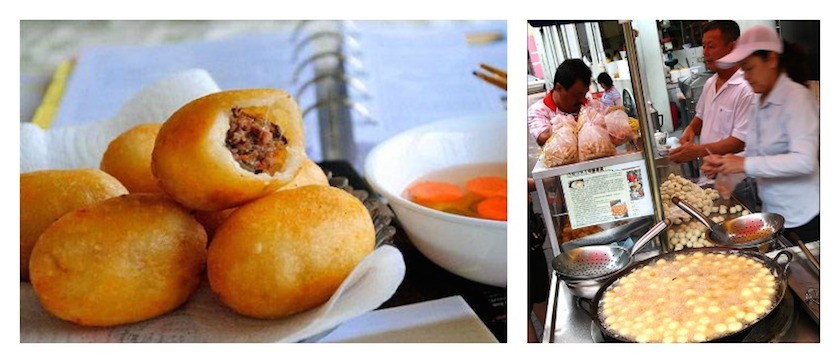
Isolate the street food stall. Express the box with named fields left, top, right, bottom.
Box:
left=531, top=20, right=820, bottom=343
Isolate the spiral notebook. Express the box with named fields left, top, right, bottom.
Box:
left=316, top=21, right=508, bottom=171
left=43, top=20, right=507, bottom=170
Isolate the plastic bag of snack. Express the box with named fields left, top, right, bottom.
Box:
left=577, top=117, right=616, bottom=161
left=576, top=106, right=606, bottom=134
left=550, top=113, right=577, bottom=134
left=588, top=98, right=610, bottom=114
left=542, top=123, right=578, bottom=167
left=604, top=108, right=634, bottom=146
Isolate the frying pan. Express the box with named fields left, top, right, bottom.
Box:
left=581, top=247, right=792, bottom=343
left=672, top=196, right=784, bottom=252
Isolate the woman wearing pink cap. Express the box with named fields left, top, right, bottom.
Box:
left=701, top=24, right=819, bottom=243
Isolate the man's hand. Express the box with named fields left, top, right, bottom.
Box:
left=668, top=143, right=700, bottom=163
left=701, top=154, right=745, bottom=177
left=715, top=154, right=746, bottom=174
left=537, top=129, right=551, bottom=146
left=701, top=154, right=721, bottom=179
left=679, top=127, right=696, bottom=145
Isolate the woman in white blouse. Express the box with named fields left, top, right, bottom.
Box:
left=701, top=25, right=819, bottom=242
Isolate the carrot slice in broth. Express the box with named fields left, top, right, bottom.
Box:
left=406, top=181, right=465, bottom=204
left=466, top=176, right=507, bottom=198
left=477, top=197, right=507, bottom=221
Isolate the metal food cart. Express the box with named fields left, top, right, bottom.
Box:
left=534, top=21, right=820, bottom=343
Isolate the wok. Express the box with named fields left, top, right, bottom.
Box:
left=581, top=247, right=792, bottom=343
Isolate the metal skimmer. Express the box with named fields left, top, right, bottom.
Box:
left=722, top=213, right=785, bottom=245
left=553, top=219, right=671, bottom=280
left=672, top=196, right=785, bottom=248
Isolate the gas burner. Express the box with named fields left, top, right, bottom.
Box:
left=590, top=290, right=797, bottom=343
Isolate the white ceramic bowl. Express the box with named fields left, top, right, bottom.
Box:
left=364, top=112, right=507, bottom=287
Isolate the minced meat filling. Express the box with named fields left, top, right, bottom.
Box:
left=225, top=107, right=288, bottom=174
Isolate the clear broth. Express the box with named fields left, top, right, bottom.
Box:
left=403, top=162, right=507, bottom=221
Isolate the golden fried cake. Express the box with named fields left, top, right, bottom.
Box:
left=195, top=158, right=328, bottom=239
left=29, top=194, right=207, bottom=327
left=20, top=169, right=128, bottom=281
left=152, top=89, right=306, bottom=211
left=207, top=185, right=374, bottom=319
left=278, top=158, right=329, bottom=191
left=100, top=122, right=164, bottom=194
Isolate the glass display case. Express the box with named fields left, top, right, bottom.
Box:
left=532, top=21, right=665, bottom=257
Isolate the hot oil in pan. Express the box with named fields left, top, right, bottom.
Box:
left=595, top=250, right=787, bottom=343
left=590, top=290, right=796, bottom=342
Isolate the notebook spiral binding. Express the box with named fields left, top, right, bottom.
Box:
left=291, top=21, right=375, bottom=163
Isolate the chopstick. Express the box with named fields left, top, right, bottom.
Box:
left=480, top=63, right=507, bottom=79
left=473, top=71, right=507, bottom=90
left=473, top=64, right=507, bottom=90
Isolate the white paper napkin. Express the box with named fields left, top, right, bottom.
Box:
left=20, top=69, right=220, bottom=173
left=21, top=245, right=405, bottom=343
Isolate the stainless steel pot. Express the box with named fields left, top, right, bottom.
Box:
left=647, top=101, right=664, bottom=132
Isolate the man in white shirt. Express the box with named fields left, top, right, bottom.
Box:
left=669, top=21, right=754, bottom=185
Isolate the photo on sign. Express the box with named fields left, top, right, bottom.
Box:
left=609, top=200, right=628, bottom=218
left=626, top=169, right=644, bottom=200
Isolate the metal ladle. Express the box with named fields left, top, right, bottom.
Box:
left=553, top=219, right=671, bottom=280
left=672, top=196, right=785, bottom=248
left=672, top=196, right=732, bottom=245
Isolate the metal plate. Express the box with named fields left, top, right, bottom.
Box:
left=326, top=173, right=396, bottom=248
left=561, top=217, right=652, bottom=252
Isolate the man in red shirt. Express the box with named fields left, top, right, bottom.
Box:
left=527, top=59, right=592, bottom=146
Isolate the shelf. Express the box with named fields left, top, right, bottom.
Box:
left=531, top=151, right=644, bottom=180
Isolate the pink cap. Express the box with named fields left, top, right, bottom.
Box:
left=715, top=25, right=783, bottom=69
